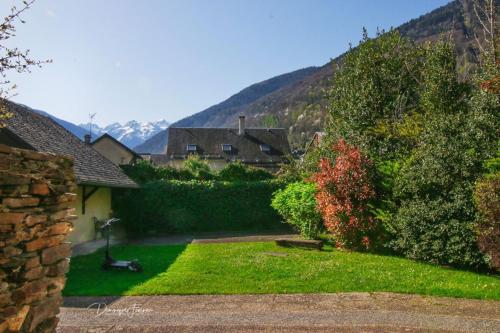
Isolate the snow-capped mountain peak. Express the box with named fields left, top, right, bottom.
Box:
left=78, top=119, right=170, bottom=148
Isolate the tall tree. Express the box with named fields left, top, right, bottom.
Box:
left=327, top=30, right=424, bottom=162
left=392, top=41, right=493, bottom=268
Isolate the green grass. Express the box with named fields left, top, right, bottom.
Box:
left=64, top=242, right=500, bottom=299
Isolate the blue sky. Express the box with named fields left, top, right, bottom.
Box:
left=4, top=0, right=450, bottom=126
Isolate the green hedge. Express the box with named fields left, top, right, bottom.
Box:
left=113, top=180, right=288, bottom=236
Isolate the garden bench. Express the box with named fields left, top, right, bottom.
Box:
left=275, top=238, right=323, bottom=250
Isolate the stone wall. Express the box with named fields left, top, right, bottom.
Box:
left=0, top=145, right=77, bottom=333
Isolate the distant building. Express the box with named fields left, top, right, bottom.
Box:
left=0, top=102, right=138, bottom=245
left=165, top=116, right=290, bottom=172
left=90, top=133, right=142, bottom=166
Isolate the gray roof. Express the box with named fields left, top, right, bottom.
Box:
left=166, top=127, right=290, bottom=164
left=0, top=102, right=138, bottom=188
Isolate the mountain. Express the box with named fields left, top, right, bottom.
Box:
left=79, top=120, right=170, bottom=148
left=136, top=0, right=482, bottom=153
left=32, top=109, right=88, bottom=139
left=133, top=67, right=320, bottom=153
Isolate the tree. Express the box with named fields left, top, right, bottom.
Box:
left=260, top=114, right=279, bottom=128
left=392, top=41, right=492, bottom=268
left=327, top=30, right=424, bottom=162
left=472, top=0, right=498, bottom=66
left=0, top=0, right=51, bottom=123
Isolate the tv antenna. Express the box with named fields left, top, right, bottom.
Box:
left=89, top=113, right=96, bottom=139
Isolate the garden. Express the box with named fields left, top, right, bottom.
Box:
left=65, top=242, right=499, bottom=299
left=66, top=30, right=499, bottom=299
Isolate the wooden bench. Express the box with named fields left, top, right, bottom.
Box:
left=275, top=238, right=323, bottom=250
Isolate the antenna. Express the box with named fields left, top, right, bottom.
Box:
left=89, top=113, right=96, bottom=139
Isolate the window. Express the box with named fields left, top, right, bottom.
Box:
left=260, top=144, right=271, bottom=152
left=186, top=144, right=197, bottom=152
left=222, top=144, right=232, bottom=152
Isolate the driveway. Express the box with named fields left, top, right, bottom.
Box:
left=58, top=292, right=500, bottom=332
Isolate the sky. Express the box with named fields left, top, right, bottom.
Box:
left=2, top=0, right=450, bottom=126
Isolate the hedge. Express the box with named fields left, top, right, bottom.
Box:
left=113, top=180, right=288, bottom=236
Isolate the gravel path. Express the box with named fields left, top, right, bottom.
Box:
left=58, top=292, right=500, bottom=332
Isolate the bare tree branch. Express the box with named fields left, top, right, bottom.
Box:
left=0, top=0, right=51, bottom=122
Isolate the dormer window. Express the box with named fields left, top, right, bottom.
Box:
left=260, top=144, right=271, bottom=152
left=222, top=144, right=232, bottom=152
left=186, top=144, right=197, bottom=152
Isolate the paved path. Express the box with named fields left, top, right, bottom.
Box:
left=71, top=231, right=298, bottom=257
left=58, top=293, right=500, bottom=332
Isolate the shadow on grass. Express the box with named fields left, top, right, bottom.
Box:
left=63, top=244, right=187, bottom=297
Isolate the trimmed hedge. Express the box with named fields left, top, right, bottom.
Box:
left=113, top=180, right=288, bottom=236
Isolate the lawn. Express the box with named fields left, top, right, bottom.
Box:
left=64, top=242, right=500, bottom=300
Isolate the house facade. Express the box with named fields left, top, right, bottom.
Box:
left=90, top=133, right=142, bottom=166
left=165, top=116, right=291, bottom=172
left=0, top=102, right=138, bottom=245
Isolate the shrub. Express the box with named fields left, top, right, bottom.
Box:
left=183, top=155, right=214, bottom=180
left=271, top=182, right=323, bottom=239
left=113, top=180, right=287, bottom=236
left=391, top=41, right=492, bottom=268
left=217, top=162, right=273, bottom=181
left=313, top=140, right=378, bottom=250
left=122, top=160, right=194, bottom=183
left=474, top=172, right=500, bottom=270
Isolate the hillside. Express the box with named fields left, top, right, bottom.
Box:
left=136, top=0, right=482, bottom=153
left=134, top=66, right=320, bottom=153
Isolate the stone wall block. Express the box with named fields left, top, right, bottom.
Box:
left=0, top=213, right=25, bottom=226
left=6, top=304, right=29, bottom=331
left=41, top=244, right=71, bottom=266
left=24, top=236, right=65, bottom=252
left=29, top=184, right=50, bottom=196
left=25, top=215, right=47, bottom=227
left=2, top=198, right=40, bottom=209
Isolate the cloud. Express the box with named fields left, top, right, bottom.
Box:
left=115, top=61, right=121, bottom=68
left=46, top=9, right=56, bottom=17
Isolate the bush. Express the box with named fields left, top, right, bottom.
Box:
left=113, top=180, right=287, bottom=236
left=313, top=140, right=379, bottom=250
left=390, top=41, right=493, bottom=269
left=183, top=155, right=214, bottom=179
left=474, top=172, right=500, bottom=270
left=271, top=182, right=323, bottom=239
left=217, top=162, right=273, bottom=181
left=122, top=160, right=194, bottom=184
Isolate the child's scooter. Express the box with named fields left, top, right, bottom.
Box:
left=100, top=218, right=143, bottom=272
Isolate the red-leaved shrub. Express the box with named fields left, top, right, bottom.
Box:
left=313, top=139, right=377, bottom=250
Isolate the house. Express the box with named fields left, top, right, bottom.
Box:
left=0, top=102, right=138, bottom=245
left=137, top=153, right=170, bottom=167
left=90, top=133, right=142, bottom=166
left=166, top=116, right=290, bottom=172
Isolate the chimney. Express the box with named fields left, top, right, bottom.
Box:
left=238, top=116, right=246, bottom=135
left=84, top=134, right=91, bottom=145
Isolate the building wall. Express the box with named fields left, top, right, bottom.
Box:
left=92, top=137, right=135, bottom=165
left=68, top=186, right=112, bottom=245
